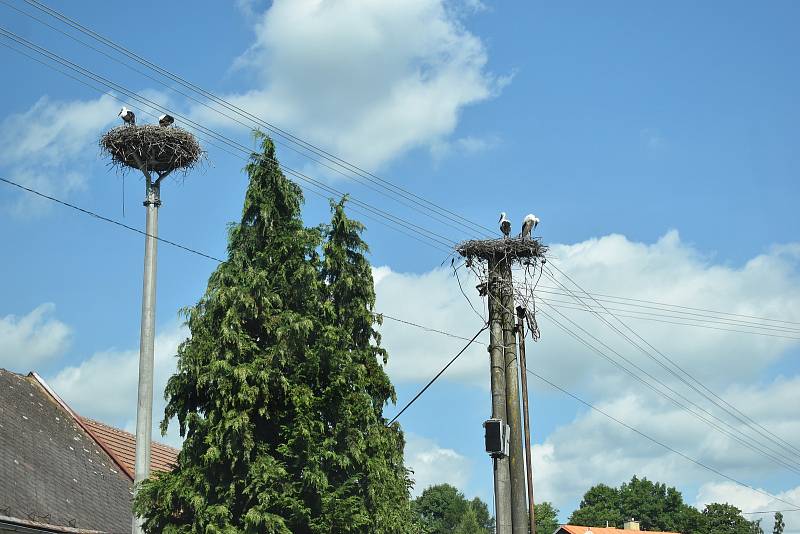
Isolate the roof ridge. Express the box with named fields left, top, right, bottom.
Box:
left=28, top=372, right=135, bottom=481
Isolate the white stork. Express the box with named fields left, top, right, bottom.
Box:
left=118, top=107, right=135, bottom=125
left=520, top=213, right=539, bottom=239
left=499, top=212, right=511, bottom=238
left=158, top=114, right=174, bottom=127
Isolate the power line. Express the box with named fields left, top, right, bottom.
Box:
left=0, top=176, right=225, bottom=262
left=8, top=0, right=497, bottom=241
left=537, top=285, right=800, bottom=327
left=3, top=173, right=797, bottom=509
left=523, top=366, right=800, bottom=510
left=536, top=289, right=800, bottom=335
left=540, top=298, right=800, bottom=341
left=5, top=8, right=799, bottom=331
left=0, top=27, right=459, bottom=253
left=534, top=305, right=800, bottom=475
left=742, top=509, right=800, bottom=515
left=543, top=263, right=800, bottom=464
left=387, top=325, right=488, bottom=425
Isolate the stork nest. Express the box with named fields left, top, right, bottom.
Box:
left=100, top=125, right=202, bottom=175
left=456, top=237, right=547, bottom=263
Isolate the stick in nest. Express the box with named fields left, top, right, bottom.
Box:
left=456, top=237, right=547, bottom=264
left=99, top=125, right=203, bottom=176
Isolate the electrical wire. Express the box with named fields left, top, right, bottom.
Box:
left=387, top=325, right=488, bottom=425
left=525, top=365, right=800, bottom=509
left=0, top=26, right=459, bottom=253
left=542, top=263, right=800, bottom=463
left=534, top=305, right=800, bottom=474
left=3, top=173, right=797, bottom=509
left=536, top=285, right=800, bottom=327
left=540, top=299, right=800, bottom=341
left=5, top=0, right=497, bottom=241
left=536, top=289, right=800, bottom=335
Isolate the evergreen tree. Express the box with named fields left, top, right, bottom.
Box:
left=133, top=134, right=411, bottom=533
left=773, top=511, right=785, bottom=534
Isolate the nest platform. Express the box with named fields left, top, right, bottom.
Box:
left=100, top=125, right=201, bottom=175
left=456, top=237, right=547, bottom=264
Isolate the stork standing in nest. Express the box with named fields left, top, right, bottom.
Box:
left=499, top=212, right=511, bottom=238
left=520, top=214, right=539, bottom=239
left=118, top=107, right=135, bottom=125
left=158, top=114, right=174, bottom=127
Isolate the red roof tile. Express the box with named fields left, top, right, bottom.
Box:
left=80, top=417, right=179, bottom=476
left=558, top=527, right=681, bottom=534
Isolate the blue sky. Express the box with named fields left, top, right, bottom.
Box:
left=1, top=0, right=799, bottom=529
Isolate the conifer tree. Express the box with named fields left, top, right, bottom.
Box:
left=133, top=134, right=411, bottom=533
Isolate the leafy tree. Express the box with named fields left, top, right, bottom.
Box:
left=453, top=507, right=481, bottom=534
left=568, top=483, right=624, bottom=528
left=700, top=503, right=753, bottom=534
left=773, top=511, right=785, bottom=534
left=751, top=518, right=764, bottom=534
left=133, top=134, right=412, bottom=533
left=569, top=476, right=702, bottom=533
left=412, top=484, right=493, bottom=533
left=533, top=502, right=560, bottom=534
left=470, top=497, right=495, bottom=533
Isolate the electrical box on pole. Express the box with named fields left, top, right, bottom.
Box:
left=484, top=418, right=510, bottom=458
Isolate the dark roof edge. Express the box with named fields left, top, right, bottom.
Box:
left=0, top=515, right=108, bottom=534
left=28, top=372, right=135, bottom=481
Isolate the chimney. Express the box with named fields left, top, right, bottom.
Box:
left=624, top=519, right=641, bottom=531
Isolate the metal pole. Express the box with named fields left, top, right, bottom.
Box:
left=499, top=261, right=527, bottom=534
left=516, top=307, right=536, bottom=534
left=488, top=258, right=512, bottom=534
left=132, top=174, right=160, bottom=534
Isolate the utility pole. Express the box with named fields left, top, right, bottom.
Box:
left=488, top=258, right=513, bottom=534
left=457, top=230, right=546, bottom=534
left=100, top=121, right=200, bottom=534
left=132, top=171, right=163, bottom=534
left=516, top=306, right=536, bottom=534
left=500, top=261, right=528, bottom=534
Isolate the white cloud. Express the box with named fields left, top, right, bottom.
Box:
left=375, top=265, right=488, bottom=385
left=405, top=433, right=472, bottom=496
left=48, top=323, right=187, bottom=447
left=195, top=0, right=503, bottom=169
left=0, top=94, right=118, bottom=215
left=374, top=230, right=800, bottom=514
left=0, top=303, right=71, bottom=369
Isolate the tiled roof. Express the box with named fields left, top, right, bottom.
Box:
left=557, top=526, right=681, bottom=534
left=0, top=368, right=132, bottom=533
left=80, top=417, right=178, bottom=478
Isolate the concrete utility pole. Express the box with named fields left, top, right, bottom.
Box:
left=499, top=262, right=528, bottom=534
left=488, top=258, right=513, bottom=534
left=133, top=172, right=163, bottom=534
left=516, top=306, right=536, bottom=534
left=100, top=121, right=200, bottom=534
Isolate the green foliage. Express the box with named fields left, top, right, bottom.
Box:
left=773, top=512, right=785, bottom=534
left=412, top=484, right=493, bottom=534
left=133, top=134, right=412, bottom=533
left=453, top=507, right=481, bottom=534
left=567, top=476, right=759, bottom=534
left=700, top=503, right=754, bottom=534
left=534, top=502, right=560, bottom=534
left=568, top=483, right=624, bottom=528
